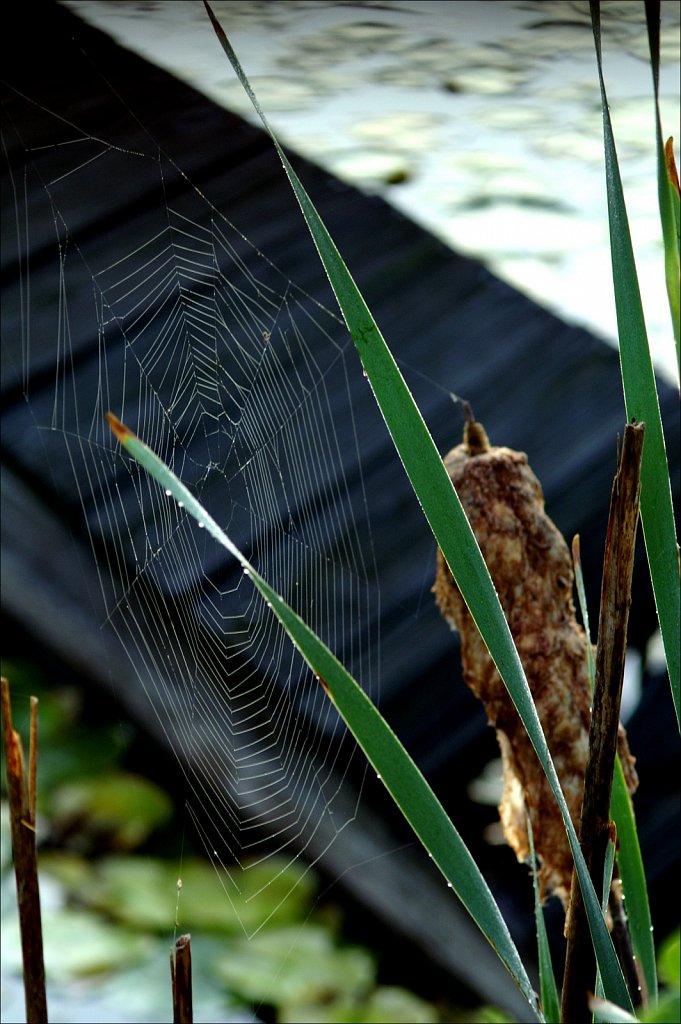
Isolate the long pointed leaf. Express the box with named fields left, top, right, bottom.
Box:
left=594, top=837, right=618, bottom=1020
left=203, top=4, right=633, bottom=1009
left=645, top=1, right=680, bottom=370
left=106, top=411, right=543, bottom=1020
left=590, top=1, right=680, bottom=727
left=610, top=760, right=658, bottom=1003
left=529, top=820, right=560, bottom=1024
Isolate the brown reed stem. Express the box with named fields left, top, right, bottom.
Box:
left=171, top=932, right=193, bottom=1024
left=1, top=676, right=48, bottom=1024
left=560, top=421, right=645, bottom=1024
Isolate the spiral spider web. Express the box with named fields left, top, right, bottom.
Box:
left=2, top=58, right=387, bottom=935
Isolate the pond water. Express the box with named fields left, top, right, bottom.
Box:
left=65, top=0, right=680, bottom=383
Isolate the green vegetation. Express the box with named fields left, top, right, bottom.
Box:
left=1, top=664, right=444, bottom=1022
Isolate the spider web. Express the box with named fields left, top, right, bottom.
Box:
left=2, top=51, right=389, bottom=936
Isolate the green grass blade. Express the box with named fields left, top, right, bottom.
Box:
left=645, top=1, right=681, bottom=371
left=528, top=820, right=560, bottom=1024
left=105, top=412, right=543, bottom=1020
left=610, top=761, right=658, bottom=1002
left=594, top=837, right=618, bottom=1019
left=202, top=7, right=634, bottom=1008
left=572, top=536, right=596, bottom=687
left=573, top=536, right=658, bottom=1001
left=590, top=1, right=680, bottom=727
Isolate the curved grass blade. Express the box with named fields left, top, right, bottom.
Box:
left=610, top=761, right=658, bottom=1003
left=528, top=820, right=560, bottom=1024
left=645, top=1, right=680, bottom=371
left=572, top=536, right=596, bottom=686
left=105, top=412, right=543, bottom=1020
left=594, top=835, right=618, bottom=1019
left=590, top=1, right=680, bottom=727
left=202, top=5, right=633, bottom=1009
left=573, top=536, right=658, bottom=1001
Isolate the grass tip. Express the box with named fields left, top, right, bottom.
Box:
left=105, top=411, right=134, bottom=443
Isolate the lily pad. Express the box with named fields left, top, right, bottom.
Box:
left=50, top=772, right=173, bottom=851
left=2, top=906, right=152, bottom=978
left=280, top=984, right=439, bottom=1023
left=79, top=853, right=315, bottom=934
left=213, top=924, right=375, bottom=1006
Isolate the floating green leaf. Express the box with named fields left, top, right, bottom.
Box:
left=280, top=985, right=439, bottom=1024
left=214, top=924, right=375, bottom=1006
left=1, top=905, right=152, bottom=978
left=50, top=772, right=173, bottom=851
left=42, top=850, right=315, bottom=935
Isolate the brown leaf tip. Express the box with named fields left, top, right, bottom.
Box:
left=105, top=411, right=133, bottom=443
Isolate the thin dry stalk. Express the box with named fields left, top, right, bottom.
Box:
left=1, top=676, right=48, bottom=1024
left=561, top=421, right=645, bottom=1024
left=171, top=932, right=193, bottom=1024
